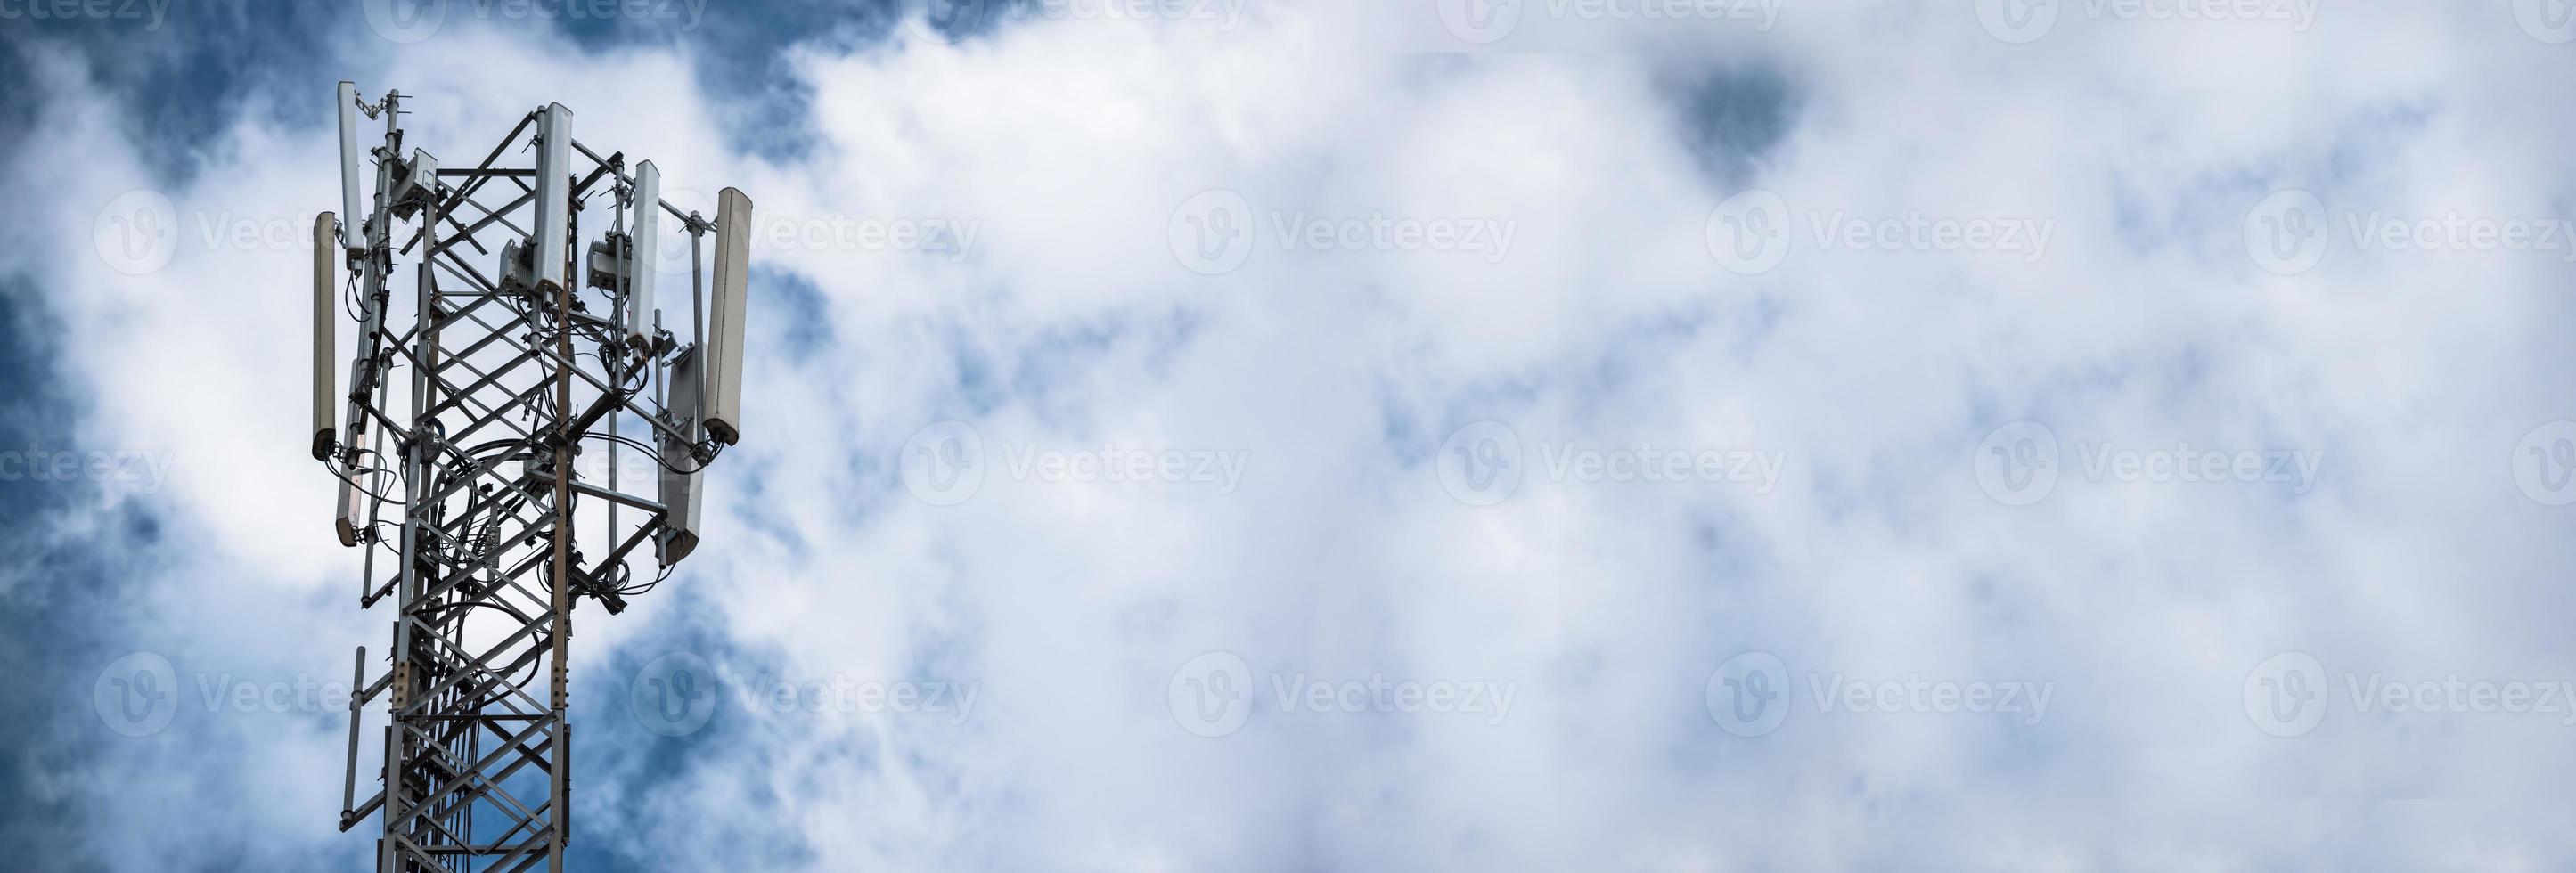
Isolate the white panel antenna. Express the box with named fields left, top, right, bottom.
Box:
left=530, top=102, right=574, bottom=294
left=335, top=82, right=365, bottom=252
left=658, top=347, right=704, bottom=566
left=626, top=160, right=661, bottom=344
left=703, top=187, right=753, bottom=445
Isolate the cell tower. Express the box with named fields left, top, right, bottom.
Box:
left=312, top=83, right=753, bottom=871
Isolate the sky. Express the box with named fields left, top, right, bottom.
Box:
left=5, top=0, right=2576, bottom=869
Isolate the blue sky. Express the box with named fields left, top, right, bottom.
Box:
left=8, top=0, right=2576, bottom=869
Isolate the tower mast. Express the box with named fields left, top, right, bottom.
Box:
left=313, top=84, right=753, bottom=872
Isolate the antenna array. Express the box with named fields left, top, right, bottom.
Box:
left=313, top=83, right=753, bottom=872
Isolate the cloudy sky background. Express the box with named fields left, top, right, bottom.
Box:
left=7, top=0, right=2576, bottom=869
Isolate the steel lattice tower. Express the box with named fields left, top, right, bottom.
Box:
left=311, top=84, right=752, bottom=872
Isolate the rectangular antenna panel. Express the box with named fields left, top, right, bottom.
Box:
left=626, top=160, right=661, bottom=344
left=313, top=212, right=336, bottom=460
left=335, top=82, right=364, bottom=252
left=530, top=102, right=574, bottom=294
left=658, top=347, right=705, bottom=566
left=704, top=187, right=753, bottom=445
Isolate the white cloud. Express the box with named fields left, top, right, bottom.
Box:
left=12, top=1, right=2576, bottom=869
